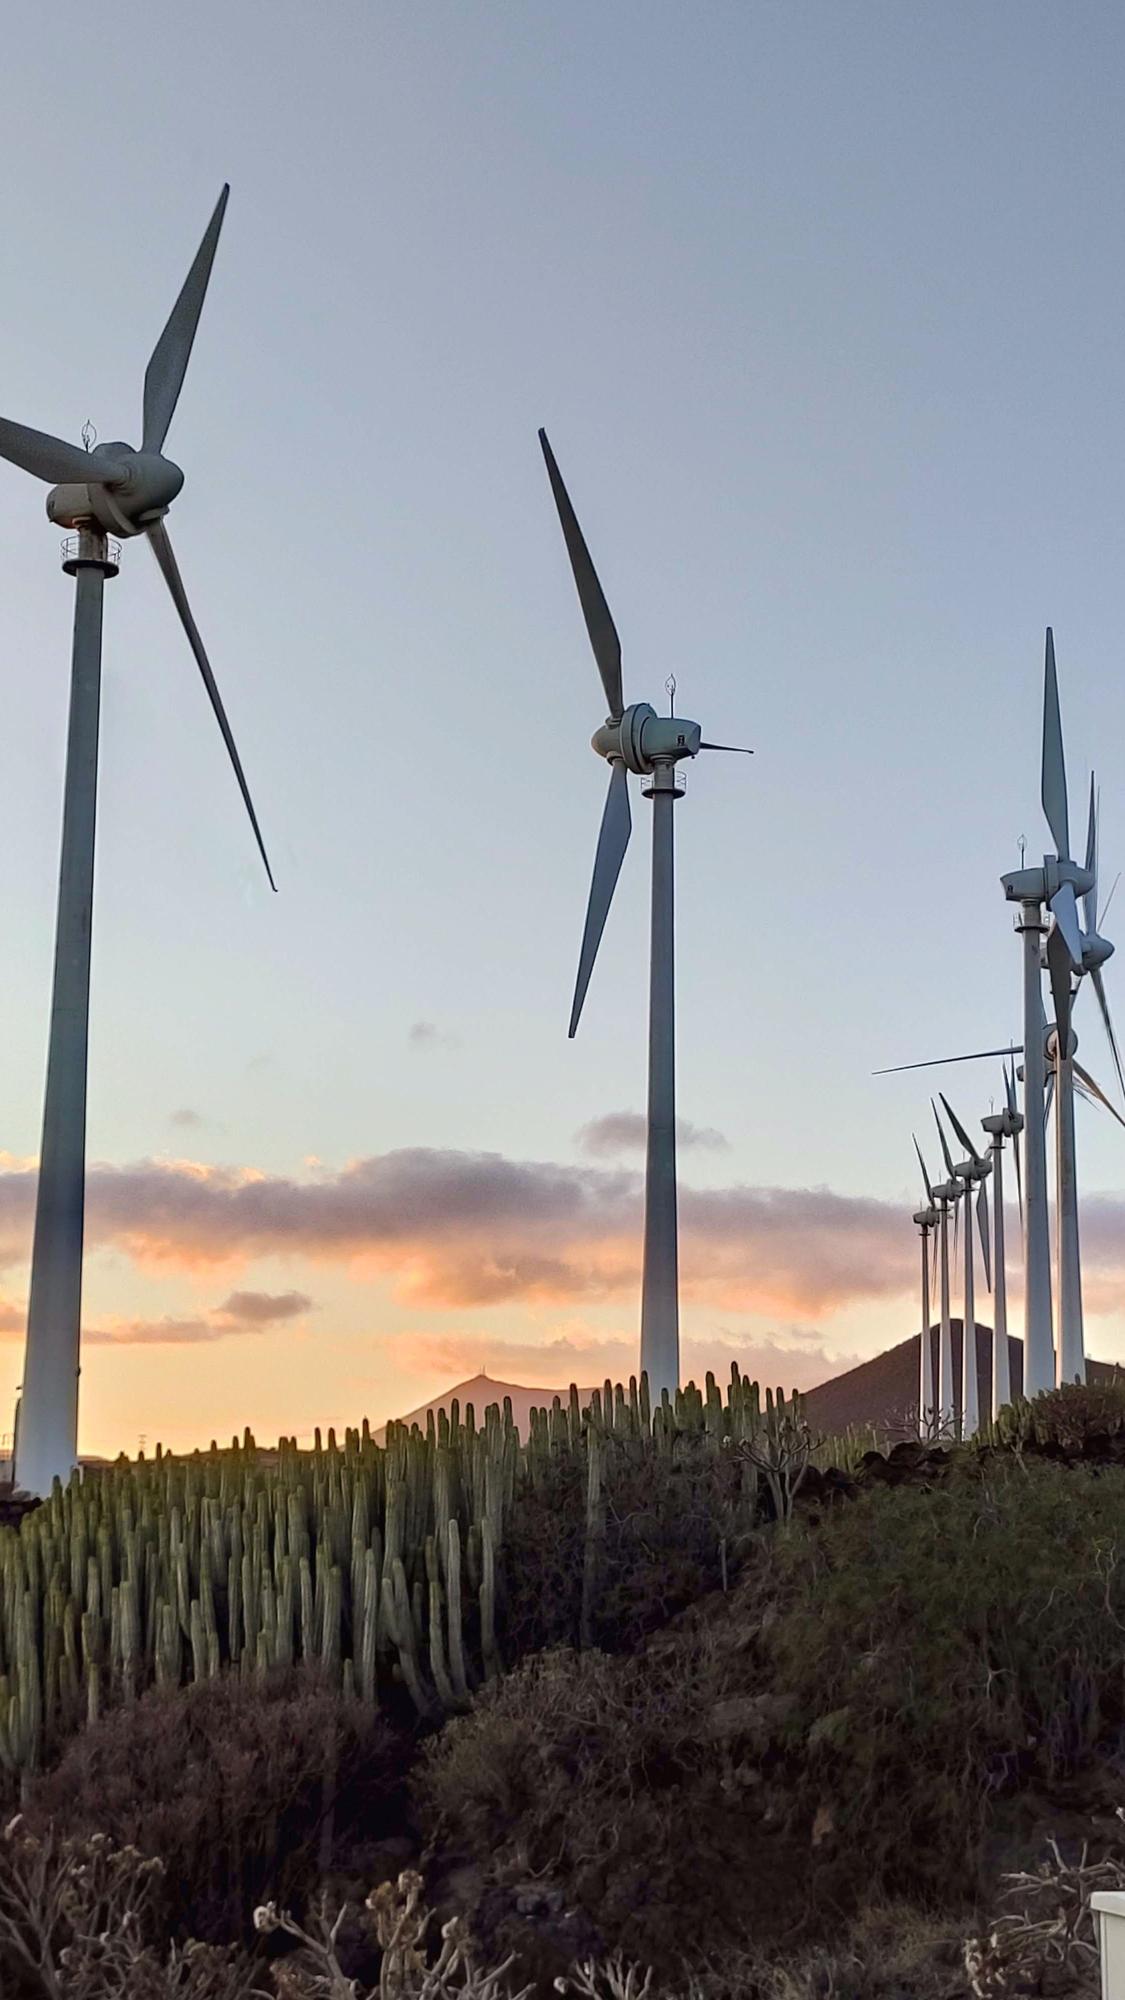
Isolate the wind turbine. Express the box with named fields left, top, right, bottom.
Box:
left=930, top=1102, right=963, bottom=1435
left=980, top=1061, right=1023, bottom=1414
left=538, top=431, right=750, bottom=1398
left=911, top=1137, right=941, bottom=1439
left=1, top=187, right=273, bottom=1497
left=937, top=1096, right=992, bottom=1436
left=1000, top=632, right=1090, bottom=1393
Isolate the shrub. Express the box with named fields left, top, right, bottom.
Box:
left=763, top=1458, right=1125, bottom=1896
left=501, top=1431, right=751, bottom=1658
left=416, top=1640, right=802, bottom=1977
left=421, top=1458, right=1125, bottom=1975
left=21, top=1668, right=404, bottom=1948
left=1011, top=1378, right=1125, bottom=1451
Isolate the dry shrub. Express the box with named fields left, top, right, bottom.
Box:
left=255, top=1867, right=533, bottom=2000
left=416, top=1643, right=802, bottom=1979
left=964, top=1828, right=1125, bottom=1999
left=0, top=1819, right=256, bottom=1999
left=694, top=1901, right=964, bottom=2000
left=21, top=1668, right=403, bottom=1948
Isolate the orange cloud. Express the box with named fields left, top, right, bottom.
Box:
left=0, top=1147, right=1121, bottom=1325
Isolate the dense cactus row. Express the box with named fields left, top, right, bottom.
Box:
left=0, top=1367, right=816, bottom=1775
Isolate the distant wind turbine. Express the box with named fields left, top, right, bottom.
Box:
left=936, top=1096, right=992, bottom=1438
left=980, top=1061, right=1023, bottom=1415
left=911, top=1136, right=941, bottom=1439
left=1, top=188, right=273, bottom=1497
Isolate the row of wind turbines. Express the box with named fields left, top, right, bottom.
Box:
left=883, top=635, right=1125, bottom=1438
left=5, top=189, right=1107, bottom=1491
left=2, top=189, right=747, bottom=1495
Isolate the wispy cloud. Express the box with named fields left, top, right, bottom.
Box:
left=409, top=1021, right=460, bottom=1051
left=392, top=1328, right=860, bottom=1395
left=169, top=1108, right=204, bottom=1130
left=578, top=1112, right=729, bottom=1156
left=0, top=1288, right=314, bottom=1348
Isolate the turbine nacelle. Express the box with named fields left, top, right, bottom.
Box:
left=46, top=447, right=185, bottom=536
left=982, top=1107, right=1023, bottom=1139
left=592, top=702, right=702, bottom=774
left=913, top=1206, right=940, bottom=1229
left=934, top=1179, right=960, bottom=1204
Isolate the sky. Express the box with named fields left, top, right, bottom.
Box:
left=2, top=2, right=1125, bottom=1454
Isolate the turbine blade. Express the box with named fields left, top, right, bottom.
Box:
left=1091, top=965, right=1125, bottom=1100
left=913, top=1134, right=936, bottom=1205
left=1073, top=1058, right=1125, bottom=1132
left=568, top=761, right=631, bottom=1037
left=1013, top=1121, right=1024, bottom=1225
left=699, top=742, right=754, bottom=754
left=538, top=430, right=624, bottom=721
left=1053, top=878, right=1084, bottom=968
left=977, top=1179, right=991, bottom=1291
left=873, top=1044, right=1021, bottom=1076
left=952, top=1193, right=960, bottom=1259
left=146, top=521, right=276, bottom=891
left=1100, top=871, right=1121, bottom=928
left=932, top=1098, right=957, bottom=1181
left=1046, top=918, right=1075, bottom=1047
left=1083, top=774, right=1099, bottom=936
left=1004, top=1058, right=1016, bottom=1117
left=1043, top=1068, right=1055, bottom=1130
left=142, top=185, right=230, bottom=454
left=0, top=417, right=123, bottom=488
left=939, top=1092, right=986, bottom=1166
left=1042, top=627, right=1070, bottom=861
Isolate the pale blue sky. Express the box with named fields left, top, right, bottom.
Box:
left=1, top=3, right=1125, bottom=1448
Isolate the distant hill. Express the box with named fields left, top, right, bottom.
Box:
left=375, top=1372, right=597, bottom=1443
left=382, top=1337, right=1123, bottom=1447
left=802, top=1323, right=1122, bottom=1439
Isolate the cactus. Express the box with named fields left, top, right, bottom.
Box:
left=0, top=1364, right=823, bottom=1773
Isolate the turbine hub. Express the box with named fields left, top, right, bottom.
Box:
left=1082, top=929, right=1114, bottom=971
left=1046, top=1023, right=1078, bottom=1060
left=592, top=701, right=702, bottom=775
left=45, top=446, right=184, bottom=537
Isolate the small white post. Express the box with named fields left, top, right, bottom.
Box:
left=1091, top=1892, right=1125, bottom=2000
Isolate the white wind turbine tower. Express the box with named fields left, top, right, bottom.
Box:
left=538, top=431, right=750, bottom=1398
left=981, top=1061, right=1023, bottom=1415
left=927, top=1109, right=962, bottom=1436
left=1, top=188, right=274, bottom=1497
left=1000, top=632, right=1090, bottom=1393
left=935, top=1096, right=991, bottom=1437
left=910, top=1136, right=941, bottom=1438
left=1002, top=635, right=1125, bottom=1388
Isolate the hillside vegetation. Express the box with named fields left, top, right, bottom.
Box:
left=3, top=1377, right=1125, bottom=1998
